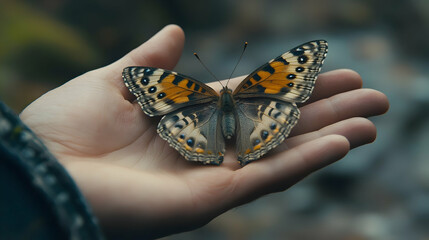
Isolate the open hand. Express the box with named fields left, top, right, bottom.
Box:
left=20, top=25, right=389, bottom=239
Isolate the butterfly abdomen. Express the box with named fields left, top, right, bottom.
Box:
left=220, top=88, right=236, bottom=139
left=221, top=112, right=235, bottom=139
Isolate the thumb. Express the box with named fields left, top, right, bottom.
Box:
left=107, top=24, right=185, bottom=74
left=100, top=24, right=185, bottom=97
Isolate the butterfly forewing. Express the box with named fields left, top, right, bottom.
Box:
left=233, top=40, right=328, bottom=103
left=123, top=67, right=219, bottom=116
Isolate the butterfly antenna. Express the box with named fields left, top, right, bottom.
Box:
left=194, top=52, right=225, bottom=88
left=225, top=41, right=248, bottom=87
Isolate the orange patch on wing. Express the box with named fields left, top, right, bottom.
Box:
left=178, top=79, right=190, bottom=88
left=253, top=144, right=262, bottom=151
left=269, top=61, right=287, bottom=68
left=257, top=70, right=271, bottom=79
left=158, top=75, right=196, bottom=104
left=269, top=62, right=279, bottom=69
left=248, top=78, right=257, bottom=85
left=267, top=72, right=288, bottom=80
left=258, top=72, right=295, bottom=94
left=159, top=75, right=184, bottom=96
left=161, top=74, right=176, bottom=83
left=195, top=148, right=204, bottom=153
left=264, top=88, right=280, bottom=94
left=265, top=135, right=273, bottom=142
left=273, top=62, right=292, bottom=73
left=240, top=64, right=293, bottom=95
left=245, top=148, right=252, bottom=154
left=185, top=145, right=193, bottom=151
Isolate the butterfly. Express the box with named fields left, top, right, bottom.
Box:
left=122, top=40, right=328, bottom=166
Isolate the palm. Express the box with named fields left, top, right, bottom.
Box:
left=20, top=25, right=389, bottom=239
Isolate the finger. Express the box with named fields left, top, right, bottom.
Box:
left=302, top=69, right=363, bottom=105
left=291, top=88, right=389, bottom=136
left=233, top=135, right=350, bottom=205
left=278, top=117, right=376, bottom=153
left=101, top=24, right=185, bottom=98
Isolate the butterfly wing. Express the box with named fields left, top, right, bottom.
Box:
left=233, top=40, right=327, bottom=165
left=157, top=103, right=225, bottom=165
left=235, top=98, right=300, bottom=165
left=123, top=67, right=219, bottom=116
left=233, top=40, right=328, bottom=103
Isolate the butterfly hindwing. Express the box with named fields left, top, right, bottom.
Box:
left=123, top=67, right=219, bottom=116
left=235, top=98, right=300, bottom=166
left=233, top=40, right=328, bottom=103
left=157, top=103, right=225, bottom=165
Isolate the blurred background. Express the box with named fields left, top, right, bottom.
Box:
left=1, top=0, right=428, bottom=239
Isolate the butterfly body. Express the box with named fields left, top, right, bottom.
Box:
left=123, top=40, right=328, bottom=166
left=219, top=88, right=236, bottom=139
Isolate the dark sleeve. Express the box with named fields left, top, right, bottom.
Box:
left=0, top=101, right=104, bottom=240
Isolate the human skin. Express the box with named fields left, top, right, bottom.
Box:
left=20, top=25, right=389, bottom=239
